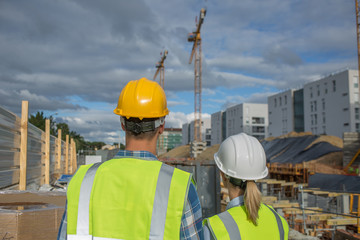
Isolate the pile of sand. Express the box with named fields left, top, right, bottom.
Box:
left=196, top=144, right=220, bottom=160
left=159, top=145, right=190, bottom=158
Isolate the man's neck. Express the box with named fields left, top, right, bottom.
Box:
left=125, top=137, right=157, bottom=155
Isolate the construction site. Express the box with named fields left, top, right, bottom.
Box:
left=1, top=2, right=360, bottom=240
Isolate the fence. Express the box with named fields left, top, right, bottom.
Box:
left=0, top=101, right=77, bottom=190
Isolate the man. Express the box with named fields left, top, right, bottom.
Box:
left=58, top=77, right=203, bottom=239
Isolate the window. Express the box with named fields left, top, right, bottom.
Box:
left=344, top=123, right=349, bottom=126
left=314, top=100, right=317, bottom=111
left=311, top=114, right=314, bottom=125
left=343, top=108, right=348, bottom=111
left=317, top=85, right=320, bottom=96
left=252, top=117, right=265, bottom=124
left=332, top=80, right=336, bottom=92
left=322, top=98, right=325, bottom=110
left=252, top=126, right=265, bottom=133
left=310, top=102, right=314, bottom=112
left=356, top=123, right=360, bottom=132
left=274, top=98, right=277, bottom=107
left=322, top=112, right=326, bottom=124
left=356, top=108, right=359, bottom=120
left=314, top=114, right=317, bottom=125
left=324, top=82, right=328, bottom=94
left=354, top=76, right=359, bottom=88
left=322, top=126, right=326, bottom=134
left=355, top=93, right=359, bottom=102
left=279, top=97, right=282, bottom=106
left=310, top=87, right=313, bottom=98
left=284, top=95, right=287, bottom=105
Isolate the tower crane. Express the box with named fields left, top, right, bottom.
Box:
left=188, top=8, right=206, bottom=142
left=153, top=50, right=168, bottom=89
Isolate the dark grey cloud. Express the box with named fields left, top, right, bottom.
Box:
left=0, top=0, right=357, bottom=143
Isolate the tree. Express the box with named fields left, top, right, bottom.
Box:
left=29, top=111, right=56, bottom=135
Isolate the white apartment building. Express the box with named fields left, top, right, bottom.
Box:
left=303, top=69, right=359, bottom=137
left=211, top=111, right=224, bottom=145
left=182, top=118, right=211, bottom=145
left=226, top=103, right=268, bottom=139
left=268, top=89, right=295, bottom=137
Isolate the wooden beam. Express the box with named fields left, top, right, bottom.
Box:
left=327, top=218, right=358, bottom=226
left=19, top=100, right=28, bottom=190
left=44, top=119, right=50, bottom=185
left=65, top=135, right=69, bottom=174
left=57, top=129, right=62, bottom=171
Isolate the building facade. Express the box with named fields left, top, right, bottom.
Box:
left=157, top=128, right=182, bottom=155
left=211, top=111, right=223, bottom=145
left=182, top=118, right=211, bottom=145
left=303, top=69, right=359, bottom=137
left=182, top=123, right=190, bottom=145
left=268, top=89, right=295, bottom=137
left=226, top=103, right=268, bottom=140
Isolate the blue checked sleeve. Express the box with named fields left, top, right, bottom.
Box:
left=180, top=181, right=204, bottom=240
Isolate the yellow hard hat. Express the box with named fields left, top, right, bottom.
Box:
left=114, top=77, right=169, bottom=119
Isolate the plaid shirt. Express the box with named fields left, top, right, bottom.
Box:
left=58, top=150, right=203, bottom=240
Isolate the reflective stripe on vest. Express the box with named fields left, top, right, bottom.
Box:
left=264, top=204, right=285, bottom=240
left=217, top=211, right=241, bottom=240
left=67, top=158, right=191, bottom=239
left=205, top=203, right=288, bottom=240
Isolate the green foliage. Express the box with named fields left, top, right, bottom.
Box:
left=28, top=111, right=56, bottom=135
left=28, top=111, right=108, bottom=153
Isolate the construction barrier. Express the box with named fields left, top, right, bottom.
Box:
left=0, top=101, right=77, bottom=190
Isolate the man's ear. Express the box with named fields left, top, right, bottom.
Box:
left=159, top=122, right=165, bottom=134
left=121, top=122, right=126, bottom=131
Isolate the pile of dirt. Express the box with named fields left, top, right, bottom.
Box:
left=305, top=135, right=343, bottom=149
left=196, top=144, right=220, bottom=160
left=265, top=131, right=313, bottom=141
left=159, top=145, right=190, bottom=158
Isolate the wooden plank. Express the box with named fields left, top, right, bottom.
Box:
left=308, top=214, right=335, bottom=221
left=281, top=182, right=296, bottom=186
left=19, top=101, right=28, bottom=190
left=44, top=119, right=50, bottom=185
left=65, top=135, right=69, bottom=174
left=272, top=202, right=300, bottom=208
left=262, top=196, right=277, bottom=203
left=327, top=218, right=358, bottom=226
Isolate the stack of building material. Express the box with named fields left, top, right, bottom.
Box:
left=0, top=191, right=66, bottom=240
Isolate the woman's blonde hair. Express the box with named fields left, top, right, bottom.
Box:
left=244, top=181, right=262, bottom=225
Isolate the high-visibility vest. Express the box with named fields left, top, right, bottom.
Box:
left=66, top=158, right=192, bottom=240
left=204, top=203, right=289, bottom=240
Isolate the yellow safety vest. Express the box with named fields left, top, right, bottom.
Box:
left=66, top=157, right=192, bottom=240
left=204, top=203, right=289, bottom=240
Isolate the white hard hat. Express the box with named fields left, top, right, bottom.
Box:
left=214, top=133, right=268, bottom=180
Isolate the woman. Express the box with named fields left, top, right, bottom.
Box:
left=204, top=133, right=289, bottom=240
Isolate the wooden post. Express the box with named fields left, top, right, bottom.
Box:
left=44, top=119, right=50, bottom=184
left=57, top=129, right=62, bottom=171
left=72, top=139, right=77, bottom=173
left=65, top=135, right=69, bottom=174
left=19, top=101, right=28, bottom=190
left=70, top=138, right=73, bottom=174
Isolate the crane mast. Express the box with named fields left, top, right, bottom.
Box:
left=154, top=50, right=168, bottom=89
left=188, top=8, right=206, bottom=142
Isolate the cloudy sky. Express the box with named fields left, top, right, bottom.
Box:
left=0, top=0, right=357, bottom=144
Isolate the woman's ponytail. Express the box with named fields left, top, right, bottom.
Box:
left=244, top=181, right=262, bottom=225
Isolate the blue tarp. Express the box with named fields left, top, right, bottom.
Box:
left=261, top=136, right=342, bottom=164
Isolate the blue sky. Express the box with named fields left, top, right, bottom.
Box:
left=0, top=0, right=357, bottom=144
